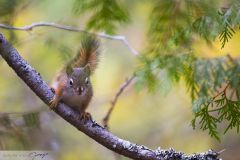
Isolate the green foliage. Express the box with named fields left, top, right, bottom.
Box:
left=147, top=0, right=219, bottom=54
left=135, top=54, right=195, bottom=92
left=135, top=51, right=240, bottom=140
left=73, top=0, right=130, bottom=34
left=219, top=20, right=235, bottom=49
left=146, top=0, right=240, bottom=54
left=71, top=3, right=240, bottom=141
left=188, top=2, right=240, bottom=49
left=147, top=0, right=187, bottom=53
left=131, top=0, right=240, bottom=140
left=192, top=103, right=220, bottom=141
left=0, top=0, right=18, bottom=16
left=0, top=0, right=29, bottom=43
left=218, top=4, right=240, bottom=49
left=192, top=87, right=240, bottom=141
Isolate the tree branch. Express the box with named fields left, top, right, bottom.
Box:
left=0, top=22, right=139, bottom=56
left=103, top=75, right=135, bottom=129
left=0, top=34, right=221, bottom=160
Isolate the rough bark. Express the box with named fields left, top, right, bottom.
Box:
left=0, top=33, right=221, bottom=160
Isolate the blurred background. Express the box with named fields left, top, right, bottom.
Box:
left=0, top=0, right=240, bottom=159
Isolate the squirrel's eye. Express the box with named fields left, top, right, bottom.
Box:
left=85, top=77, right=89, bottom=84
left=69, top=78, right=73, bottom=86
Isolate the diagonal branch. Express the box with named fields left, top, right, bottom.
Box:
left=103, top=75, right=135, bottom=129
left=0, top=22, right=139, bottom=56
left=0, top=33, right=221, bottom=160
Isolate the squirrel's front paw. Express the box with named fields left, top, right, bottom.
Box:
left=49, top=95, right=59, bottom=109
left=80, top=112, right=92, bottom=122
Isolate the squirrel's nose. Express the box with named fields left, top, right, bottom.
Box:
left=77, top=86, right=84, bottom=95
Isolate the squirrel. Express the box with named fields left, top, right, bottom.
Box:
left=49, top=35, right=100, bottom=120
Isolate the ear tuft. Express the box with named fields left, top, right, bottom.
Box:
left=84, top=64, right=91, bottom=75
left=66, top=65, right=73, bottom=76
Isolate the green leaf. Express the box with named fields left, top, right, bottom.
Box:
left=73, top=0, right=129, bottom=34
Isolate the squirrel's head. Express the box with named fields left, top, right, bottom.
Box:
left=66, top=64, right=92, bottom=95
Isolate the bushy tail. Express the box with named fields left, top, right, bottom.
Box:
left=66, top=35, right=100, bottom=74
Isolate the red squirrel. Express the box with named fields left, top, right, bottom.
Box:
left=49, top=35, right=100, bottom=120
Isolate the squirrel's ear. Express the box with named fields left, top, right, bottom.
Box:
left=66, top=65, right=73, bottom=76
left=84, top=64, right=91, bottom=75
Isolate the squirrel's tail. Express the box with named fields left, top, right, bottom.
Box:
left=67, top=35, right=100, bottom=74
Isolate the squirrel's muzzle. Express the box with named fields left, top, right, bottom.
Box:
left=76, top=86, right=84, bottom=95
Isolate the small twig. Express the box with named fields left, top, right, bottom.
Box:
left=218, top=148, right=226, bottom=154
left=207, top=83, right=231, bottom=113
left=212, top=82, right=230, bottom=100
left=208, top=106, right=225, bottom=113
left=103, top=75, right=135, bottom=129
left=0, top=22, right=139, bottom=56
